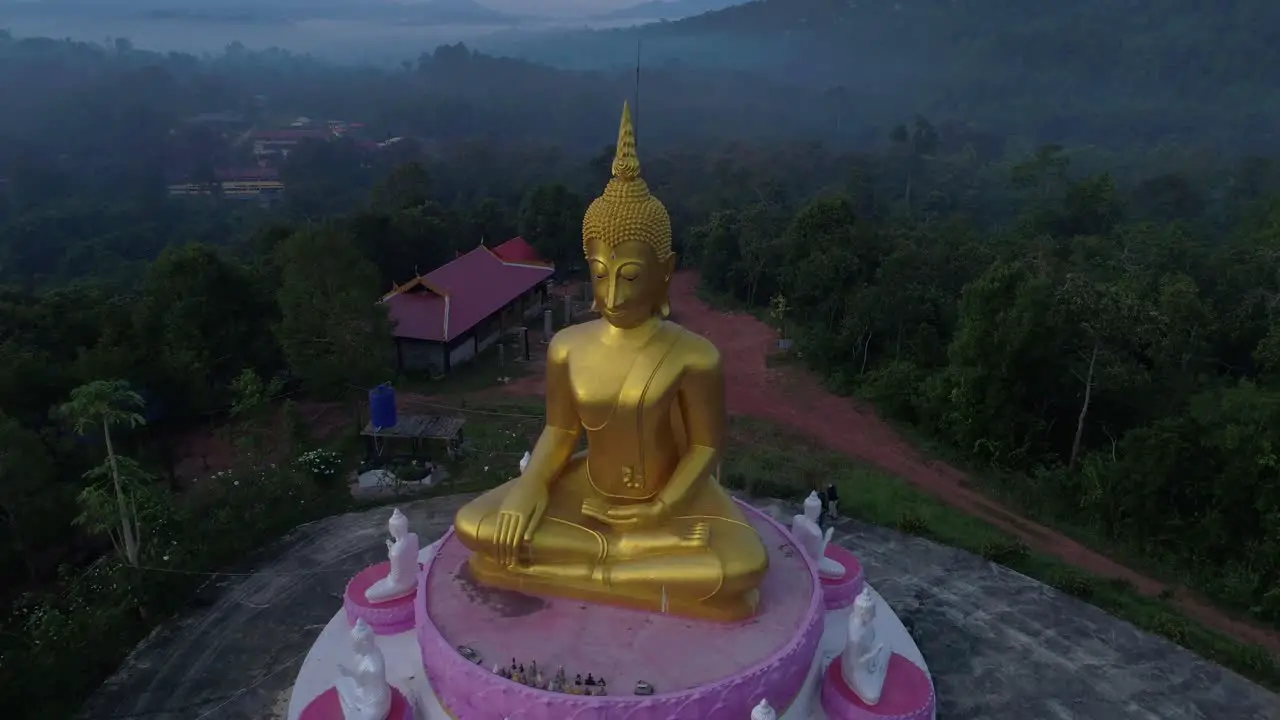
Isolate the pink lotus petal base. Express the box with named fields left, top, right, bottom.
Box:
left=344, top=561, right=419, bottom=635
left=415, top=499, right=825, bottom=720
left=297, top=685, right=414, bottom=720
left=820, top=653, right=935, bottom=720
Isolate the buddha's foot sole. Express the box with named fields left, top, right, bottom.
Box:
left=467, top=555, right=759, bottom=622
left=611, top=524, right=712, bottom=560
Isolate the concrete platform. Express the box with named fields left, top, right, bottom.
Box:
left=78, top=495, right=1280, bottom=720
left=287, top=534, right=930, bottom=720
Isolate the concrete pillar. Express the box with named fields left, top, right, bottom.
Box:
left=519, top=327, right=530, bottom=360
left=543, top=308, right=554, bottom=341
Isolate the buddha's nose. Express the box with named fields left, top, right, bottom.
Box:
left=606, top=280, right=623, bottom=310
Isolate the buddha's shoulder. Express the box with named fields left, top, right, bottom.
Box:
left=667, top=323, right=722, bottom=371
left=546, top=323, right=590, bottom=363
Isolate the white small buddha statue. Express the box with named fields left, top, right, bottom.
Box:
left=791, top=491, right=846, bottom=578
left=519, top=450, right=531, bottom=474
left=337, top=619, right=392, bottom=720
left=365, top=508, right=420, bottom=604
left=750, top=698, right=777, bottom=720
left=841, top=587, right=891, bottom=706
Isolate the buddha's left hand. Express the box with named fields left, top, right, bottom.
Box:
left=581, top=498, right=669, bottom=529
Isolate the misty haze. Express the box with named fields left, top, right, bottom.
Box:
left=1, top=2, right=1279, bottom=720
left=0, top=0, right=732, bottom=61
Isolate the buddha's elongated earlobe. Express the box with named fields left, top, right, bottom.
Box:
left=590, top=298, right=599, bottom=312
left=659, top=300, right=671, bottom=318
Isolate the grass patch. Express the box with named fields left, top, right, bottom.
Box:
left=722, top=417, right=1280, bottom=692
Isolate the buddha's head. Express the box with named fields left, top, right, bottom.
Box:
left=389, top=507, right=408, bottom=539
left=804, top=491, right=822, bottom=521
left=582, top=101, right=675, bottom=330
left=351, top=618, right=376, bottom=651
left=751, top=699, right=777, bottom=720
left=853, top=587, right=876, bottom=624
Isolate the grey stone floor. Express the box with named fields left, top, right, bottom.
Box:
left=78, top=495, right=1280, bottom=720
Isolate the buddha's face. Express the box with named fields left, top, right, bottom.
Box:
left=587, top=239, right=675, bottom=329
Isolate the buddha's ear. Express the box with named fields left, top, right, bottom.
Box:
left=664, top=253, right=677, bottom=280
left=589, top=298, right=599, bottom=312
left=659, top=300, right=671, bottom=318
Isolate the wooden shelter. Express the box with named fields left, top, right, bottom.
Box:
left=361, top=414, right=465, bottom=462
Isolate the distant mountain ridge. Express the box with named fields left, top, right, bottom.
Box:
left=482, top=0, right=1280, bottom=152
left=598, top=0, right=749, bottom=22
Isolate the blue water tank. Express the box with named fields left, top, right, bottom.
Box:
left=369, top=383, right=397, bottom=429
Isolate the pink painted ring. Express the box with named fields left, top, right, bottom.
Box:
left=820, top=653, right=935, bottom=720
left=344, top=561, right=419, bottom=635
left=415, top=499, right=826, bottom=720
left=820, top=545, right=865, bottom=610
left=298, top=685, right=414, bottom=720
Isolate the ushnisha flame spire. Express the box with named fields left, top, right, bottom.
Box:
left=582, top=101, right=673, bottom=263
left=611, top=101, right=641, bottom=181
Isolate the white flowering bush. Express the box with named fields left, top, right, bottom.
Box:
left=297, top=449, right=343, bottom=486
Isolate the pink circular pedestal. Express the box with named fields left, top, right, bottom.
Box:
left=820, top=545, right=865, bottom=610
left=820, top=653, right=935, bottom=720
left=415, top=500, right=825, bottom=720
left=298, top=685, right=414, bottom=720
left=344, top=561, right=419, bottom=635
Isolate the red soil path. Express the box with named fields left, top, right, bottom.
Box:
left=503, top=272, right=1280, bottom=656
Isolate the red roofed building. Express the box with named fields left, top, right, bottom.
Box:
left=382, top=242, right=554, bottom=375
left=490, top=236, right=542, bottom=264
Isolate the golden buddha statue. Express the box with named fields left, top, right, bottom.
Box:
left=453, top=101, right=768, bottom=621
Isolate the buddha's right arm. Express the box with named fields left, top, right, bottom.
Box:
left=520, top=333, right=581, bottom=489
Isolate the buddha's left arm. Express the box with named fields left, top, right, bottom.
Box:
left=658, top=342, right=725, bottom=511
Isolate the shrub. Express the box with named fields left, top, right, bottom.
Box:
left=895, top=510, right=931, bottom=536
left=1048, top=566, right=1098, bottom=599
left=859, top=360, right=925, bottom=422
left=980, top=537, right=1031, bottom=566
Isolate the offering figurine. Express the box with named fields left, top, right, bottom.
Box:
left=841, top=587, right=891, bottom=705
left=791, top=491, right=846, bottom=578
left=364, top=509, right=419, bottom=604
left=751, top=698, right=778, bottom=720
left=336, top=619, right=392, bottom=720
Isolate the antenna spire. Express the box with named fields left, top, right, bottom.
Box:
left=634, top=38, right=642, bottom=141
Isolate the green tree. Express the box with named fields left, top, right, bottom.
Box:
left=57, top=380, right=147, bottom=567
left=518, top=183, right=584, bottom=272
left=275, top=225, right=393, bottom=395
left=371, top=162, right=432, bottom=213
left=0, top=413, right=61, bottom=581
left=227, top=368, right=286, bottom=464
left=134, top=243, right=277, bottom=416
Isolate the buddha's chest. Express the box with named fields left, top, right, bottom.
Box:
left=569, top=344, right=682, bottom=430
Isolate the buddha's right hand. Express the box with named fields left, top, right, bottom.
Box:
left=493, top=478, right=548, bottom=567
